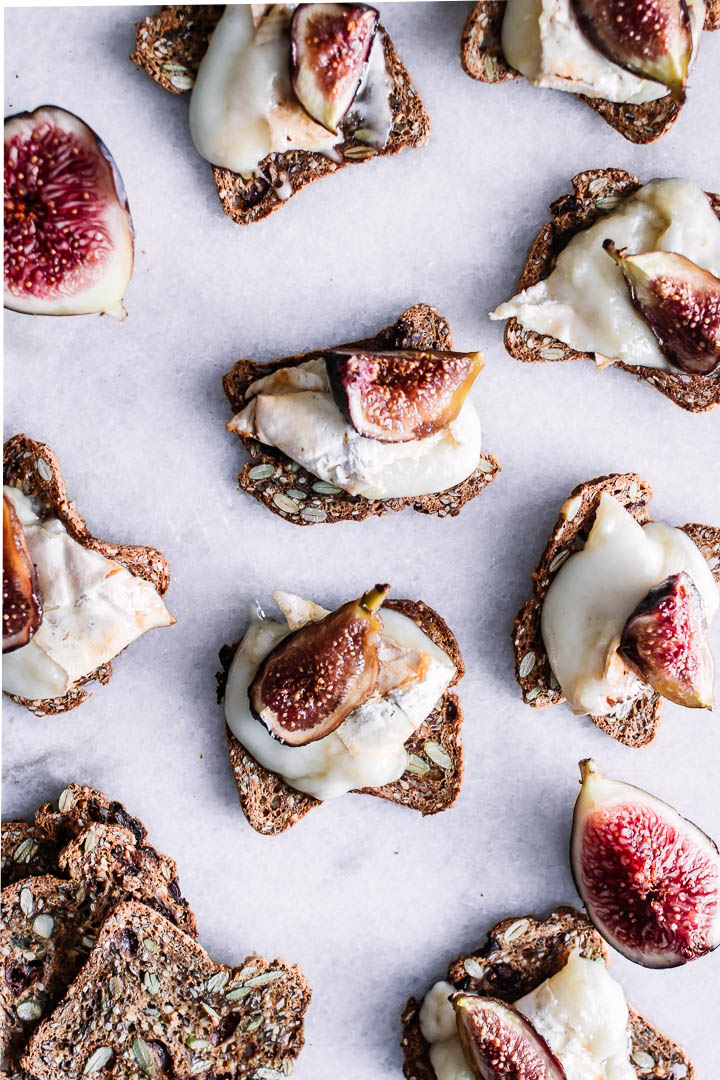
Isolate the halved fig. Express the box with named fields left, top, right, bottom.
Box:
left=249, top=584, right=388, bottom=745
left=571, top=759, right=720, bottom=967
left=4, top=106, right=134, bottom=318
left=618, top=571, right=714, bottom=709
left=604, top=243, right=720, bottom=376
left=325, top=351, right=483, bottom=442
left=3, top=493, right=43, bottom=653
left=571, top=0, right=692, bottom=104
left=290, top=4, right=379, bottom=133
left=452, top=993, right=566, bottom=1079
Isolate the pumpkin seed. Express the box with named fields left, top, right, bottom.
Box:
left=201, top=1001, right=221, bottom=1021
left=190, top=1062, right=211, bottom=1075
left=424, top=741, right=452, bottom=770
left=504, top=918, right=529, bottom=942
left=245, top=970, right=283, bottom=987
left=548, top=549, right=570, bottom=573
left=20, top=887, right=34, bottom=916
left=482, top=55, right=495, bottom=79
left=631, top=1050, right=655, bottom=1069
left=58, top=787, right=74, bottom=812
left=628, top=481, right=639, bottom=501
left=33, top=913, right=55, bottom=938
left=519, top=652, right=536, bottom=678
left=249, top=464, right=277, bottom=481
left=206, top=971, right=229, bottom=994
left=562, top=494, right=582, bottom=521
left=405, top=754, right=430, bottom=776
left=83, top=1046, right=114, bottom=1074
left=588, top=178, right=608, bottom=196
left=187, top=1036, right=211, bottom=1049
left=539, top=347, right=564, bottom=360
left=132, top=1037, right=156, bottom=1073
left=17, top=997, right=42, bottom=1021
left=13, top=837, right=38, bottom=863
left=343, top=144, right=377, bottom=160
left=272, top=493, right=299, bottom=514
left=526, top=686, right=541, bottom=702
left=256, top=1070, right=284, bottom=1079
left=463, top=958, right=484, bottom=978
left=144, top=938, right=159, bottom=954
left=36, top=458, right=52, bottom=482
left=226, top=986, right=251, bottom=1001
left=300, top=506, right=328, bottom=523
left=238, top=965, right=258, bottom=978
left=475, top=457, right=494, bottom=474
left=287, top=488, right=307, bottom=501
left=311, top=481, right=342, bottom=495
left=84, top=830, right=99, bottom=852
left=170, top=72, right=195, bottom=90
left=243, top=1016, right=264, bottom=1033
left=143, top=971, right=160, bottom=995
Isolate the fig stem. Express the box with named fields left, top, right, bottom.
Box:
left=361, top=584, right=390, bottom=614
left=579, top=758, right=599, bottom=783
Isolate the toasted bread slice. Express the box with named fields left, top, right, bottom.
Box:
left=217, top=597, right=465, bottom=835
left=223, top=304, right=500, bottom=526
left=401, top=906, right=696, bottom=1079
left=461, top=1, right=719, bottom=143
left=3, top=435, right=172, bottom=715
left=499, top=169, right=720, bottom=412
left=22, top=901, right=311, bottom=1079
left=131, top=5, right=430, bottom=225
left=512, top=473, right=720, bottom=747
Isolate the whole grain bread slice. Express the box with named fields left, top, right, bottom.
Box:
left=512, top=473, right=720, bottom=747
left=33, top=783, right=148, bottom=850
left=401, top=906, right=696, bottom=1080
left=1, top=824, right=60, bottom=888
left=131, top=5, right=430, bottom=225
left=22, top=901, right=311, bottom=1079
left=461, top=1, right=719, bottom=143
left=3, top=435, right=173, bottom=716
left=217, top=596, right=466, bottom=835
left=499, top=169, right=720, bottom=412
left=223, top=304, right=500, bottom=526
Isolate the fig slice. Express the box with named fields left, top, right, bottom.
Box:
left=325, top=351, right=483, bottom=442
left=4, top=106, right=134, bottom=319
left=290, top=4, right=379, bottom=133
left=3, top=493, right=43, bottom=653
left=452, top=993, right=567, bottom=1079
left=571, top=759, right=720, bottom=968
left=571, top=0, right=692, bottom=104
left=618, top=571, right=714, bottom=709
left=604, top=243, right=720, bottom=376
left=249, top=584, right=388, bottom=746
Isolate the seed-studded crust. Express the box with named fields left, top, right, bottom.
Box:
left=21, top=901, right=311, bottom=1079
left=512, top=473, right=720, bottom=747
left=3, top=435, right=172, bottom=716
left=33, top=783, right=148, bottom=849
left=222, top=304, right=500, bottom=526
left=460, top=1, right=718, bottom=143
left=401, top=907, right=696, bottom=1080
left=218, top=597, right=466, bottom=835
left=130, top=6, right=430, bottom=225
left=1, top=823, right=60, bottom=888
left=500, top=170, right=720, bottom=412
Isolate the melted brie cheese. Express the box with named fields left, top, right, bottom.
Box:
left=491, top=179, right=720, bottom=371
left=3, top=487, right=174, bottom=701
left=224, top=592, right=456, bottom=800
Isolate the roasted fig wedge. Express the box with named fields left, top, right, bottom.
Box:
left=325, top=351, right=483, bottom=442
left=604, top=243, right=720, bottom=376
left=452, top=993, right=567, bottom=1079
left=249, top=584, right=388, bottom=745
left=618, top=571, right=714, bottom=709
left=571, top=759, right=720, bottom=968
left=290, top=3, right=379, bottom=133
left=3, top=492, right=43, bottom=653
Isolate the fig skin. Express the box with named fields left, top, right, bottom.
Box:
left=452, top=993, right=567, bottom=1079
left=3, top=492, right=43, bottom=653
left=4, top=105, right=134, bottom=319
left=325, top=350, right=483, bottom=443
left=604, top=242, right=720, bottom=376
left=571, top=759, right=720, bottom=968
left=618, top=571, right=714, bottom=709
left=571, top=0, right=692, bottom=104
left=249, top=584, right=388, bottom=746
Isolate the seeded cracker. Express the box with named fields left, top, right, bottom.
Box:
left=1, top=824, right=60, bottom=888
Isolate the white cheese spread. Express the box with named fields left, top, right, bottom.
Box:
left=2, top=487, right=174, bottom=701
left=224, top=592, right=456, bottom=800
left=490, top=178, right=720, bottom=372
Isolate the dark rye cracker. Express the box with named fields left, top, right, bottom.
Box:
left=401, top=907, right=696, bottom=1080
left=131, top=5, right=430, bottom=225
left=223, top=304, right=500, bottom=526
left=512, top=473, right=720, bottom=747
left=22, top=901, right=311, bottom=1079
left=3, top=435, right=172, bottom=716
left=217, top=597, right=466, bottom=835
left=461, top=1, right=719, bottom=143
left=500, top=170, right=720, bottom=412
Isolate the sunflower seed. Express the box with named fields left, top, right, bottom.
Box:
left=16, top=997, right=43, bottom=1021
left=170, top=72, right=195, bottom=90
left=143, top=971, right=160, bottom=995
left=58, top=787, right=74, bottom=812
left=631, top=1050, right=655, bottom=1069
left=13, top=837, right=38, bottom=863
left=463, top=957, right=485, bottom=979
left=20, top=888, right=35, bottom=916
left=548, top=549, right=570, bottom=573
left=300, top=506, right=328, bottom=523
left=423, top=741, right=452, bottom=770
left=482, top=55, right=495, bottom=79
left=311, top=481, right=342, bottom=495
left=226, top=986, right=251, bottom=1001
left=206, top=971, right=229, bottom=994
left=245, top=970, right=283, bottom=987
left=249, top=464, right=277, bottom=481
left=83, top=1047, right=114, bottom=1074
left=476, top=457, right=494, bottom=474
left=273, top=493, right=299, bottom=514
left=343, top=144, right=376, bottom=160
left=519, top=652, right=536, bottom=678
left=186, top=1036, right=211, bottom=1049
left=36, top=458, right=52, bottom=482
left=33, top=914, right=54, bottom=938
left=162, top=62, right=190, bottom=73
left=405, top=754, right=430, bottom=776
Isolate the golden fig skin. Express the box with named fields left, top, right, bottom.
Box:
left=3, top=492, right=43, bottom=653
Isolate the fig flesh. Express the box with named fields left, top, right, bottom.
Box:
left=604, top=243, right=720, bottom=376
left=290, top=4, right=379, bottom=133
left=571, top=0, right=692, bottom=104
left=4, top=106, right=134, bottom=318
left=3, top=493, right=43, bottom=653
left=452, top=993, right=567, bottom=1079
left=249, top=584, right=388, bottom=745
left=325, top=351, right=483, bottom=442
left=571, top=759, right=720, bottom=967
left=618, top=571, right=714, bottom=709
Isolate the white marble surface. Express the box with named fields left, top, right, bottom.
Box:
left=3, top=4, right=720, bottom=1077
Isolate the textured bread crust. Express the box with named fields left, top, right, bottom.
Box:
left=461, top=1, right=719, bottom=143
left=131, top=5, right=430, bottom=225
left=218, top=597, right=466, bottom=835
left=22, top=901, right=311, bottom=1079
left=500, top=170, right=720, bottom=412
left=223, top=304, right=500, bottom=526
left=3, top=435, right=172, bottom=715
left=401, top=907, right=696, bottom=1080
left=512, top=473, right=720, bottom=747
left=33, top=783, right=148, bottom=849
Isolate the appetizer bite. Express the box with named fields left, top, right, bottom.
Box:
left=131, top=4, right=430, bottom=224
